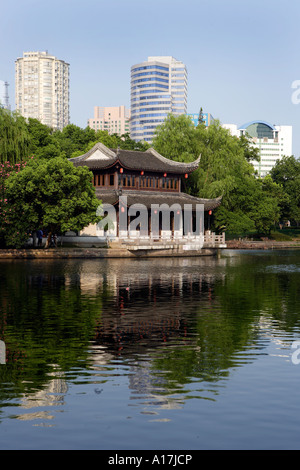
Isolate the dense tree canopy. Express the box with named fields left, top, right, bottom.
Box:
left=152, top=114, right=284, bottom=235
left=0, top=109, right=150, bottom=164
left=0, top=110, right=298, bottom=246
left=2, top=157, right=101, bottom=248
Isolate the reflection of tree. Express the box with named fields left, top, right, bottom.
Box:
left=0, top=252, right=300, bottom=413
left=152, top=252, right=300, bottom=392
left=0, top=260, right=103, bottom=402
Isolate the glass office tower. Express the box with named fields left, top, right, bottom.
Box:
left=130, top=56, right=187, bottom=143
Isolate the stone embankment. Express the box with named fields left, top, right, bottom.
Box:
left=0, top=246, right=217, bottom=259
left=0, top=239, right=299, bottom=260
left=225, top=239, right=300, bottom=250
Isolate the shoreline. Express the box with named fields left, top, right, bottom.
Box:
left=0, top=239, right=299, bottom=259
left=0, top=246, right=218, bottom=259
left=225, top=239, right=300, bottom=250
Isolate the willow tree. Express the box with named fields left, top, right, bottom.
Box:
left=0, top=108, right=30, bottom=164
left=152, top=114, right=281, bottom=235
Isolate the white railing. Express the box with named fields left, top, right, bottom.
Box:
left=203, top=231, right=226, bottom=245
left=120, top=232, right=225, bottom=248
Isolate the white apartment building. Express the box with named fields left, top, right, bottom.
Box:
left=223, top=120, right=293, bottom=177
left=15, top=51, right=70, bottom=130
left=88, top=105, right=130, bottom=136
left=130, top=56, right=187, bottom=143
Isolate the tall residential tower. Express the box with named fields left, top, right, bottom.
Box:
left=130, top=56, right=187, bottom=143
left=15, top=51, right=70, bottom=130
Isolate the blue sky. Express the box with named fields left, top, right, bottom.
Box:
left=1, top=0, right=300, bottom=155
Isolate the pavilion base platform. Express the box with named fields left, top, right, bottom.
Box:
left=59, top=232, right=226, bottom=257
left=0, top=233, right=226, bottom=259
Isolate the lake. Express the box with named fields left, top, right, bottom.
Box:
left=0, top=249, right=300, bottom=450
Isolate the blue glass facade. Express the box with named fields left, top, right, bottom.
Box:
left=130, top=57, right=187, bottom=143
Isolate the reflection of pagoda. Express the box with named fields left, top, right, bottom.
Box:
left=89, top=257, right=225, bottom=356
left=69, top=143, right=225, bottom=254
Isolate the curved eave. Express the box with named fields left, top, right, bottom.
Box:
left=70, top=157, right=200, bottom=174
left=69, top=143, right=201, bottom=174
left=95, top=189, right=222, bottom=211
left=145, top=148, right=201, bottom=173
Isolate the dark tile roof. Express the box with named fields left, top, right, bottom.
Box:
left=95, top=189, right=222, bottom=211
left=69, top=142, right=200, bottom=174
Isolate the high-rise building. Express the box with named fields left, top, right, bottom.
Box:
left=130, top=56, right=187, bottom=143
left=223, top=120, right=293, bottom=177
left=15, top=51, right=69, bottom=130
left=88, top=106, right=130, bottom=136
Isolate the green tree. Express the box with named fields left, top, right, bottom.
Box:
left=153, top=114, right=281, bottom=235
left=153, top=113, right=200, bottom=163
left=270, top=155, right=300, bottom=224
left=197, top=107, right=205, bottom=126
left=117, top=132, right=150, bottom=151
left=53, top=124, right=97, bottom=157
left=0, top=158, right=29, bottom=247
left=3, top=157, right=101, bottom=248
left=0, top=108, right=31, bottom=164
left=26, top=118, right=66, bottom=159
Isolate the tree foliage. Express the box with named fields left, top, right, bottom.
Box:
left=0, top=158, right=30, bottom=247
left=0, top=111, right=297, bottom=242
left=0, top=108, right=30, bottom=164
left=0, top=112, right=150, bottom=164
left=27, top=123, right=150, bottom=160
left=2, top=157, right=101, bottom=248
left=153, top=114, right=282, bottom=235
left=270, top=156, right=300, bottom=224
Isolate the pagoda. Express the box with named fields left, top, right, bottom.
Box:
left=69, top=143, right=225, bottom=253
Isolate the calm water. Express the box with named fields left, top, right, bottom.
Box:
left=0, top=249, right=300, bottom=450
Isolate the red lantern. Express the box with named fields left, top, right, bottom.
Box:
left=209, top=210, right=212, bottom=215
left=185, top=173, right=188, bottom=179
left=164, top=172, right=167, bottom=177
left=120, top=168, right=123, bottom=174
left=141, top=171, right=144, bottom=176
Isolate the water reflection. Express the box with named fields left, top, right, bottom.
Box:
left=0, top=251, right=300, bottom=426
left=16, top=367, right=68, bottom=424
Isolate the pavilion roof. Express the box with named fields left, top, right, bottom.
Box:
left=69, top=142, right=200, bottom=174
